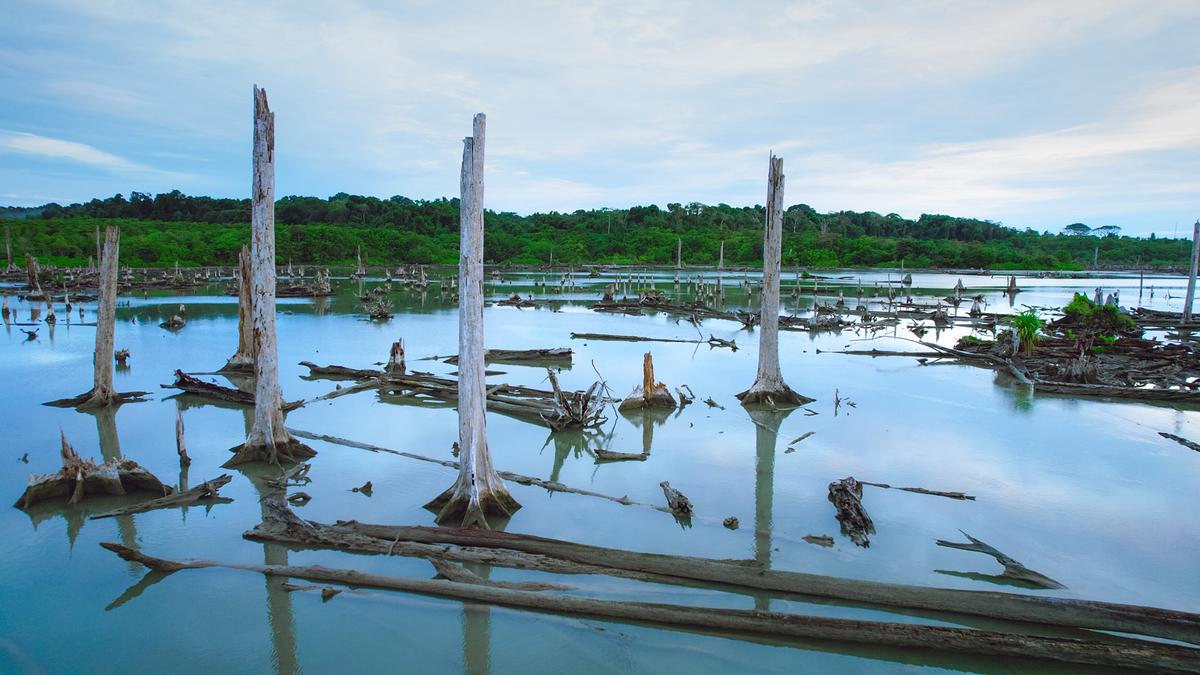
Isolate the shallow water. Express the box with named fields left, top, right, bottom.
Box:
left=1, top=268, right=1197, bottom=674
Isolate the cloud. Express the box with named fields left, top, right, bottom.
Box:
left=0, top=131, right=145, bottom=172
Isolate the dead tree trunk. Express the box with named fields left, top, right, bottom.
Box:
left=1185, top=221, right=1199, bottom=323
left=619, top=352, right=677, bottom=410
left=385, top=339, right=406, bottom=377
left=425, top=113, right=519, bottom=527
left=222, top=245, right=256, bottom=372
left=4, top=225, right=12, bottom=272
left=738, top=154, right=812, bottom=407
left=82, top=227, right=120, bottom=407
left=225, top=86, right=314, bottom=467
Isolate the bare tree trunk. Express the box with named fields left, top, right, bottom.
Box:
left=1185, top=221, right=1199, bottom=323
left=426, top=113, right=519, bottom=528
left=718, top=240, right=724, bottom=270
left=81, top=227, right=121, bottom=408
left=222, top=245, right=256, bottom=372
left=226, top=86, right=314, bottom=467
left=95, top=225, right=101, bottom=269
left=738, top=155, right=812, bottom=407
left=4, top=225, right=12, bottom=272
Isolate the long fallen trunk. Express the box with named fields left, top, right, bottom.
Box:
left=443, top=348, right=573, bottom=365
left=90, top=474, right=233, bottom=519
left=101, top=543, right=1200, bottom=672
left=316, top=520, right=1200, bottom=645
left=162, top=370, right=301, bottom=410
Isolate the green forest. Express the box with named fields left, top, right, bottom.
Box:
left=1, top=191, right=1188, bottom=270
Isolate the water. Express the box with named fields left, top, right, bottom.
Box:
left=1, top=269, right=1197, bottom=674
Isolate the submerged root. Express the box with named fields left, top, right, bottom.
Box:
left=736, top=384, right=814, bottom=408
left=223, top=439, right=317, bottom=468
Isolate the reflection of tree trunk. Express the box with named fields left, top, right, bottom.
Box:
left=93, top=407, right=139, bottom=573
left=462, top=562, right=492, bottom=675
left=747, top=409, right=790, bottom=612
left=249, top=470, right=299, bottom=675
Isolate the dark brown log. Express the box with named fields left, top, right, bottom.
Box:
left=828, top=477, right=874, bottom=548
left=936, top=532, right=1064, bottom=589
left=90, top=474, right=233, bottom=519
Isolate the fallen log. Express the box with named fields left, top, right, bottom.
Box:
left=936, top=531, right=1064, bottom=590
left=1034, top=380, right=1200, bottom=403
left=1160, top=432, right=1200, bottom=452
left=90, top=474, right=233, bottom=519
left=161, top=370, right=302, bottom=410
left=828, top=477, right=874, bottom=547
left=443, top=348, right=573, bottom=365
left=859, top=481, right=975, bottom=501
left=317, top=519, right=1200, bottom=645
left=299, top=361, right=382, bottom=380
left=570, top=332, right=701, bottom=345
left=100, top=543, right=1200, bottom=672
left=286, top=428, right=670, bottom=513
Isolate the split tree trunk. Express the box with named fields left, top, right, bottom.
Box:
left=225, top=86, right=314, bottom=467
left=222, top=245, right=256, bottom=372
left=1184, top=221, right=1199, bottom=323
left=425, top=113, right=519, bottom=528
left=82, top=226, right=121, bottom=408
left=738, top=154, right=812, bottom=407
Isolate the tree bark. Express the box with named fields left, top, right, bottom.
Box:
left=738, top=154, right=812, bottom=407
left=426, top=113, right=519, bottom=527
left=1184, top=221, right=1199, bottom=323
left=225, top=86, right=314, bottom=467
left=221, top=245, right=256, bottom=372
left=82, top=226, right=120, bottom=408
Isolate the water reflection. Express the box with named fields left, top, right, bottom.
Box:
left=746, top=408, right=791, bottom=612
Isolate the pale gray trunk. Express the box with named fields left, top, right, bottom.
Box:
left=82, top=226, right=120, bottom=407
left=427, top=113, right=519, bottom=527
left=222, top=245, right=256, bottom=371
left=4, top=226, right=12, bottom=272
left=1184, top=221, right=1199, bottom=323
left=738, top=155, right=811, bottom=407
left=226, top=86, right=312, bottom=466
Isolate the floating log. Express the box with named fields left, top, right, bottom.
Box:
left=246, top=507, right=1200, bottom=645
left=828, top=477, right=874, bottom=548
left=90, top=474, right=233, bottom=519
left=859, top=481, right=975, bottom=500
left=1160, top=432, right=1200, bottom=452
left=15, top=432, right=171, bottom=509
left=161, top=370, right=303, bottom=410
left=660, top=481, right=693, bottom=516
left=443, top=348, right=572, bottom=365
left=101, top=542, right=1200, bottom=672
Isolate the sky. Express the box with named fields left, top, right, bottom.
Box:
left=1, top=0, right=1198, bottom=236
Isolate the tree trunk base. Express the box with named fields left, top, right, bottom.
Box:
left=44, top=388, right=151, bottom=408
left=425, top=486, right=521, bottom=529
left=223, top=439, right=316, bottom=468
left=218, top=358, right=255, bottom=374
left=736, top=384, right=814, bottom=408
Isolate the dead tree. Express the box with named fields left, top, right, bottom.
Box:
left=618, top=352, right=677, bottom=410
left=385, top=339, right=406, bottom=377
left=425, top=113, right=519, bottom=527
left=1185, top=220, right=1199, bottom=323
left=738, top=154, right=812, bottom=407
left=225, top=86, right=314, bottom=467
left=221, top=245, right=255, bottom=372
left=4, top=225, right=13, bottom=273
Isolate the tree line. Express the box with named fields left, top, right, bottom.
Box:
left=1, top=191, right=1188, bottom=270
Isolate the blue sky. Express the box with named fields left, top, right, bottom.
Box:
left=1, top=0, right=1197, bottom=236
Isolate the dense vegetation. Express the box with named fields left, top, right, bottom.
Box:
left=1, top=191, right=1188, bottom=270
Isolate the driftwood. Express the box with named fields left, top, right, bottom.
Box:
left=299, top=361, right=382, bottom=380
left=660, top=481, right=693, bottom=516
left=100, top=542, right=1200, bottom=672
left=569, top=332, right=736, bottom=351
left=828, top=477, right=874, bottom=547
left=593, top=449, right=647, bottom=462
left=444, top=348, right=572, bottom=365
left=1160, top=432, right=1200, bottom=452
left=243, top=508, right=1200, bottom=645
left=286, top=428, right=669, bottom=513
left=161, top=370, right=302, bottom=410
left=936, top=531, right=1064, bottom=589
left=15, top=432, right=171, bottom=509
left=803, top=535, right=835, bottom=547
left=859, top=481, right=975, bottom=501
left=90, top=474, right=233, bottom=519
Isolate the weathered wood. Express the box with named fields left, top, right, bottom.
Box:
left=858, top=481, right=975, bottom=500
left=248, top=512, right=1200, bottom=646
left=738, top=155, right=812, bottom=407
left=101, top=543, right=1200, bottom=672
left=660, top=481, right=693, bottom=516
left=619, top=352, right=677, bottom=410
left=1160, top=432, right=1200, bottom=452
left=15, top=432, right=171, bottom=508
left=176, top=409, right=191, bottom=467
left=828, top=477, right=874, bottom=547
left=162, top=369, right=302, bottom=410
left=1185, top=221, right=1199, bottom=323
left=425, top=113, right=518, bottom=527
left=90, top=474, right=232, bottom=519
left=936, top=531, right=1064, bottom=589
left=443, top=348, right=572, bottom=365
left=225, top=86, right=314, bottom=467
left=81, top=226, right=121, bottom=407
left=221, top=245, right=255, bottom=372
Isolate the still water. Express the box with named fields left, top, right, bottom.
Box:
left=1, top=268, right=1197, bottom=673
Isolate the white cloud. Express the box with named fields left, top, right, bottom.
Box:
left=0, top=131, right=144, bottom=171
